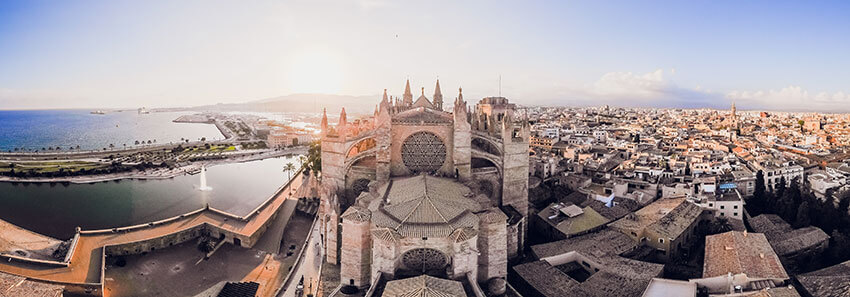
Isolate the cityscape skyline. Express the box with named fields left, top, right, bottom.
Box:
left=2, top=1, right=850, bottom=111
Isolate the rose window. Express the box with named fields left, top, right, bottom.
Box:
left=401, top=248, right=447, bottom=272
left=401, top=131, right=447, bottom=173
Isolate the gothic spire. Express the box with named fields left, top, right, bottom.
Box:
left=320, top=108, right=328, bottom=135
left=403, top=79, right=413, bottom=106
left=433, top=79, right=443, bottom=111
left=339, top=108, right=347, bottom=126
left=455, top=87, right=464, bottom=105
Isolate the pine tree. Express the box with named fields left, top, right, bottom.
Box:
left=795, top=201, right=811, bottom=228
left=828, top=230, right=850, bottom=263
left=750, top=170, right=767, bottom=215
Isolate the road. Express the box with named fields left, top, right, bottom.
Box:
left=279, top=217, right=324, bottom=297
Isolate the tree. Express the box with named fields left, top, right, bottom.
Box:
left=839, top=194, right=850, bottom=216
left=709, top=217, right=734, bottom=235
left=306, top=141, right=322, bottom=173
left=775, top=190, right=796, bottom=223
left=749, top=170, right=767, bottom=215
left=776, top=176, right=787, bottom=197
left=298, top=155, right=307, bottom=170
left=795, top=201, right=811, bottom=228
left=828, top=230, right=850, bottom=263
left=284, top=162, right=296, bottom=182
left=284, top=162, right=296, bottom=194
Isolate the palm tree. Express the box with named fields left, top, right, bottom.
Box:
left=298, top=155, right=307, bottom=169
left=284, top=162, right=296, bottom=193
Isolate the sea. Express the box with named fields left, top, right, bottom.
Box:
left=0, top=110, right=224, bottom=152
left=0, top=156, right=301, bottom=239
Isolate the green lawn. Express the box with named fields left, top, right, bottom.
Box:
left=1, top=161, right=108, bottom=174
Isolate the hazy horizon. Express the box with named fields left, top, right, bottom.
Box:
left=2, top=1, right=850, bottom=112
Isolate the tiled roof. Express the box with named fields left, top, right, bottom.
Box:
left=513, top=245, right=664, bottom=297
left=516, top=240, right=662, bottom=297
left=703, top=231, right=788, bottom=280
left=449, top=227, right=478, bottom=243
left=749, top=214, right=829, bottom=256
left=382, top=275, right=466, bottom=297
left=531, top=229, right=637, bottom=260
left=580, top=198, right=639, bottom=221
left=609, top=198, right=687, bottom=237
left=770, top=227, right=829, bottom=256
left=512, top=260, right=578, bottom=297
left=392, top=108, right=452, bottom=124
left=762, top=286, right=803, bottom=297
left=797, top=260, right=850, bottom=297
left=477, top=208, right=508, bottom=224
left=553, top=206, right=609, bottom=236
left=341, top=205, right=371, bottom=223
left=644, top=200, right=704, bottom=239
left=0, top=271, right=63, bottom=297
left=372, top=175, right=482, bottom=238
left=372, top=228, right=402, bottom=242
left=411, top=94, right=435, bottom=109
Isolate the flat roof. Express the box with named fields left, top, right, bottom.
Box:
left=641, top=278, right=696, bottom=297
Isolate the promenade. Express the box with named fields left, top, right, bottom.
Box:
left=0, top=146, right=307, bottom=184
left=0, top=171, right=304, bottom=294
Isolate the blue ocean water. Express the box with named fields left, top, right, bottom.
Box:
left=0, top=110, right=224, bottom=152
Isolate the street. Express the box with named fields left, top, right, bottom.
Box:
left=279, top=216, right=323, bottom=297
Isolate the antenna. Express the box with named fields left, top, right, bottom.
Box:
left=499, top=75, right=502, bottom=97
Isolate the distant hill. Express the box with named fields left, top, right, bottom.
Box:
left=191, top=93, right=379, bottom=115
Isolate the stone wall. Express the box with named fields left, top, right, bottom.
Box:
left=105, top=225, right=204, bottom=256
left=452, top=236, right=479, bottom=280
left=501, top=127, right=529, bottom=256
left=477, top=210, right=508, bottom=281
left=454, top=102, right=472, bottom=182
left=340, top=218, right=371, bottom=287
left=371, top=234, right=398, bottom=280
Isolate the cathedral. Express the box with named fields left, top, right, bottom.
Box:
left=319, top=79, right=530, bottom=296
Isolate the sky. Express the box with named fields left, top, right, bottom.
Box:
left=1, top=0, right=850, bottom=111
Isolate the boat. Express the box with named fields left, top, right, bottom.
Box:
left=90, top=110, right=106, bottom=115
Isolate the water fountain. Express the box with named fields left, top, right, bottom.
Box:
left=198, top=165, right=212, bottom=191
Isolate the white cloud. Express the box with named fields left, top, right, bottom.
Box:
left=588, top=69, right=670, bottom=97
left=543, top=69, right=723, bottom=109
left=541, top=69, right=850, bottom=112
left=726, top=86, right=850, bottom=111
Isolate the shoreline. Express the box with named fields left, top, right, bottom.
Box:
left=0, top=146, right=307, bottom=184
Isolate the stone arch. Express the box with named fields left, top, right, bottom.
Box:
left=472, top=136, right=501, bottom=155
left=472, top=157, right=498, bottom=169
left=346, top=137, right=376, bottom=158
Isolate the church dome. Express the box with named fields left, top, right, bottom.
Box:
left=371, top=175, right=482, bottom=238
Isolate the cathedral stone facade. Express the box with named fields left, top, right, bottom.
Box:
left=319, top=80, right=529, bottom=293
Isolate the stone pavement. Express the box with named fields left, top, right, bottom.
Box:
left=0, top=172, right=304, bottom=292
